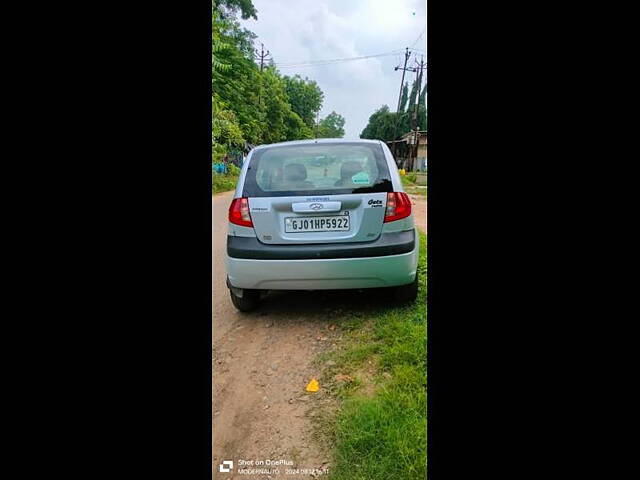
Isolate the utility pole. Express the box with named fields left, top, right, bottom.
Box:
left=410, top=56, right=426, bottom=172
left=254, top=42, right=271, bottom=117
left=254, top=43, right=272, bottom=72
left=315, top=111, right=320, bottom=139
left=394, top=48, right=411, bottom=120
left=392, top=48, right=418, bottom=165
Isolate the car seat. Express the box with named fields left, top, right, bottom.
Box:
left=334, top=161, right=363, bottom=187
left=283, top=163, right=314, bottom=189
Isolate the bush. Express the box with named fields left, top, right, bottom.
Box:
left=400, top=173, right=417, bottom=188
left=212, top=163, right=241, bottom=194
left=212, top=170, right=239, bottom=194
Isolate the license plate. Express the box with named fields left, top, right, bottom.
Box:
left=285, top=215, right=350, bottom=233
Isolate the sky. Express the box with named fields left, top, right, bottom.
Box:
left=239, top=0, right=427, bottom=140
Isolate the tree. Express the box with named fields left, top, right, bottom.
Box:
left=212, top=11, right=244, bottom=159
left=282, top=75, right=324, bottom=129
left=399, top=82, right=409, bottom=113
left=407, top=79, right=419, bottom=113
left=212, top=14, right=263, bottom=144
left=317, top=111, right=346, bottom=138
left=260, top=67, right=316, bottom=143
left=214, top=0, right=257, bottom=20
left=388, top=79, right=425, bottom=139
left=260, top=68, right=290, bottom=143
left=286, top=110, right=313, bottom=140
left=419, top=83, right=427, bottom=131
left=212, top=10, right=231, bottom=73
left=360, top=105, right=397, bottom=142
left=213, top=95, right=244, bottom=148
left=211, top=3, right=328, bottom=147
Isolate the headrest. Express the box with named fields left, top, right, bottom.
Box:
left=284, top=163, right=307, bottom=182
left=340, top=161, right=363, bottom=180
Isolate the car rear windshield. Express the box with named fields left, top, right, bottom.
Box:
left=242, top=142, right=393, bottom=197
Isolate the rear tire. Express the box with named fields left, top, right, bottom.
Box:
left=393, top=274, right=419, bottom=302
left=229, top=288, right=261, bottom=312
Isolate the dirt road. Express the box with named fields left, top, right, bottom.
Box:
left=409, top=193, right=427, bottom=233
left=212, top=191, right=426, bottom=478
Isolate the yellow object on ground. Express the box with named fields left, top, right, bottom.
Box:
left=399, top=168, right=406, bottom=176
left=306, top=378, right=320, bottom=392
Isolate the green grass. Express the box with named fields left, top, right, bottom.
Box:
left=318, top=232, right=427, bottom=480
left=212, top=164, right=240, bottom=194
left=405, top=172, right=418, bottom=183
left=400, top=174, right=427, bottom=198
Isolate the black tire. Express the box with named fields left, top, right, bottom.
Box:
left=393, top=274, right=419, bottom=302
left=229, top=288, right=261, bottom=312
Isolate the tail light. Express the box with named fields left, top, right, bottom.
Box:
left=228, top=197, right=253, bottom=227
left=384, top=192, right=412, bottom=222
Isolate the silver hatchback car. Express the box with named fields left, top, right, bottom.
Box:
left=225, top=138, right=419, bottom=311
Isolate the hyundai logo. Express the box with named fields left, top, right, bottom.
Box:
left=309, top=203, right=323, bottom=210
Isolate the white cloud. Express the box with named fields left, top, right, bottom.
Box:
left=240, top=0, right=427, bottom=139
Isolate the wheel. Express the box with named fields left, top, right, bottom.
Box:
left=229, top=288, right=261, bottom=312
left=393, top=273, right=418, bottom=302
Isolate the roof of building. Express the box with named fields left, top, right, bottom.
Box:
left=386, top=131, right=428, bottom=144
left=400, top=130, right=427, bottom=139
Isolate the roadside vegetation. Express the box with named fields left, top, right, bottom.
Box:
left=316, top=232, right=427, bottom=480
left=360, top=83, right=426, bottom=142
left=401, top=171, right=427, bottom=197
left=212, top=0, right=346, bottom=187
left=212, top=163, right=240, bottom=194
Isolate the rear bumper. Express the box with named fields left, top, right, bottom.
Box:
left=226, top=229, right=418, bottom=290
left=227, top=229, right=415, bottom=260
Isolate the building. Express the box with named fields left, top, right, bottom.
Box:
left=386, top=130, right=427, bottom=172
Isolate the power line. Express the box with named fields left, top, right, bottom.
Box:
left=276, top=52, right=401, bottom=67
left=271, top=46, right=425, bottom=70
left=410, top=28, right=426, bottom=48
left=276, top=49, right=403, bottom=65
left=274, top=49, right=404, bottom=68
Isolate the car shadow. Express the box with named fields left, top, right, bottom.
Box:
left=254, top=288, right=405, bottom=317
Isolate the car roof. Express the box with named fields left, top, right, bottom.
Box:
left=251, top=138, right=383, bottom=151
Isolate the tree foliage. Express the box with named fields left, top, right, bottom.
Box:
left=360, top=105, right=397, bottom=142
left=360, top=79, right=427, bottom=142
left=213, top=34, right=263, bottom=143
left=212, top=11, right=243, bottom=150
left=282, top=75, right=324, bottom=129
left=317, top=111, right=346, bottom=138
left=212, top=95, right=244, bottom=147
left=399, top=82, right=409, bottom=113
left=407, top=80, right=419, bottom=114
left=214, top=0, right=257, bottom=20
left=212, top=10, right=231, bottom=72
left=418, top=83, right=427, bottom=131
left=212, top=1, right=343, bottom=157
